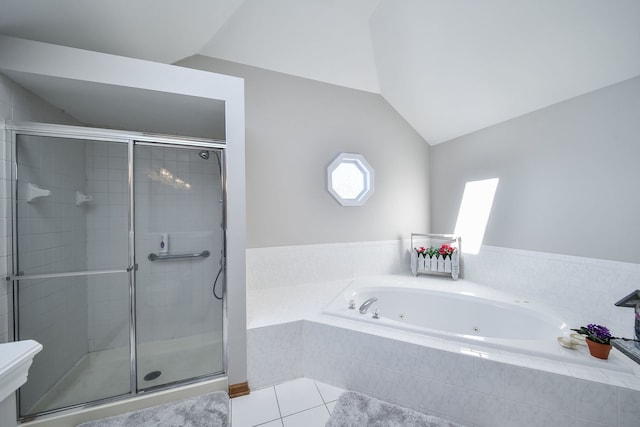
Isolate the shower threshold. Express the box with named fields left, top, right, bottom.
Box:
left=24, top=333, right=223, bottom=417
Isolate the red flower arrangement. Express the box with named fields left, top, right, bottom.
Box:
left=415, top=246, right=428, bottom=258
left=415, top=244, right=456, bottom=259
left=439, top=244, right=455, bottom=259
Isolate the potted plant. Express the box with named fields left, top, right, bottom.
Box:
left=571, top=324, right=640, bottom=359
left=572, top=324, right=613, bottom=359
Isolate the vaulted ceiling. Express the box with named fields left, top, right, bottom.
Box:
left=1, top=0, right=639, bottom=144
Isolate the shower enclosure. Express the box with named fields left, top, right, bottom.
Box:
left=7, top=122, right=226, bottom=420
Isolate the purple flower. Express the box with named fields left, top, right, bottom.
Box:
left=587, top=324, right=611, bottom=342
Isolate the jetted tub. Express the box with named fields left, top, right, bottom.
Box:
left=323, top=276, right=633, bottom=371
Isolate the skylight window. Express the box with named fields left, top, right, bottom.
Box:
left=454, top=178, right=499, bottom=254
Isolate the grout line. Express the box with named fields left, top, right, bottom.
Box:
left=313, top=380, right=327, bottom=404
left=280, top=403, right=327, bottom=420
left=272, top=385, right=283, bottom=419
left=254, top=418, right=282, bottom=427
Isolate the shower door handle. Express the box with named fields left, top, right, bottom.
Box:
left=7, top=268, right=130, bottom=281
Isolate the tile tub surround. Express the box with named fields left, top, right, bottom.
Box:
left=463, top=245, right=640, bottom=339
left=249, top=317, right=640, bottom=427
left=246, top=240, right=410, bottom=291
left=306, top=319, right=640, bottom=427
left=247, top=242, right=640, bottom=338
left=246, top=278, right=640, bottom=427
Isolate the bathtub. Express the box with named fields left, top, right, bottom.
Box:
left=322, top=275, right=634, bottom=371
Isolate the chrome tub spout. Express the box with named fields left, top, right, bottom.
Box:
left=359, top=297, right=378, bottom=314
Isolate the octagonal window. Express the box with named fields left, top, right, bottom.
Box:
left=327, top=153, right=374, bottom=206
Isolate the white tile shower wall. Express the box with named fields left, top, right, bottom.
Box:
left=463, top=245, right=640, bottom=338
left=0, top=116, right=7, bottom=344
left=90, top=147, right=223, bottom=345
left=84, top=144, right=225, bottom=350
left=14, top=135, right=89, bottom=412
left=85, top=141, right=130, bottom=351
left=0, top=72, right=83, bottom=347
left=246, top=240, right=410, bottom=290
left=132, top=146, right=224, bottom=345
left=85, top=145, right=225, bottom=349
left=0, top=75, right=11, bottom=345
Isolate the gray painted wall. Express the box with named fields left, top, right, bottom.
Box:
left=177, top=56, right=431, bottom=248
left=431, top=75, right=640, bottom=263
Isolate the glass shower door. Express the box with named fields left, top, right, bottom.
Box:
left=14, top=134, right=131, bottom=417
left=133, top=144, right=224, bottom=390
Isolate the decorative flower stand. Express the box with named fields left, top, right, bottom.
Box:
left=411, top=233, right=461, bottom=280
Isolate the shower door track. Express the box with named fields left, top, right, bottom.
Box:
left=6, top=121, right=229, bottom=422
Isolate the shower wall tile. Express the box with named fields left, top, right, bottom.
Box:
left=86, top=140, right=130, bottom=352
left=10, top=133, right=90, bottom=412
left=0, top=74, right=88, bottom=411
left=0, top=75, right=9, bottom=344
left=87, top=145, right=224, bottom=350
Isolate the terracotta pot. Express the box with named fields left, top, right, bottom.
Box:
left=586, top=338, right=612, bottom=360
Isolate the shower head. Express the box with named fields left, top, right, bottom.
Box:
left=198, top=150, right=210, bottom=160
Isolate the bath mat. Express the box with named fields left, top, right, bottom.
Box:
left=325, top=391, right=465, bottom=427
left=77, top=391, right=228, bottom=427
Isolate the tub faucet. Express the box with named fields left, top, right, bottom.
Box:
left=359, top=297, right=378, bottom=314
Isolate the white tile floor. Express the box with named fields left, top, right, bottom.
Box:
left=231, top=378, right=345, bottom=427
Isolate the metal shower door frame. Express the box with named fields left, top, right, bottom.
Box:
left=5, top=121, right=228, bottom=421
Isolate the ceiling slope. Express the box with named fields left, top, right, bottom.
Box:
left=0, top=0, right=243, bottom=63
left=198, top=0, right=381, bottom=93
left=1, top=0, right=639, bottom=145
left=370, top=0, right=640, bottom=144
